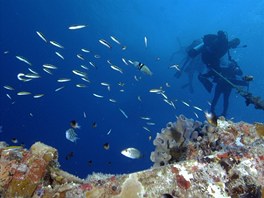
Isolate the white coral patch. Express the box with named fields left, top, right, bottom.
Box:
left=207, top=183, right=228, bottom=198
left=179, top=168, right=193, bottom=181
left=237, top=159, right=257, bottom=177
left=217, top=120, right=230, bottom=130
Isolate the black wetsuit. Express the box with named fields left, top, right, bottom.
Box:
left=210, top=64, right=243, bottom=116
left=201, top=33, right=229, bottom=72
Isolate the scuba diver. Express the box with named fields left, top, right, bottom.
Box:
left=187, top=30, right=241, bottom=92
left=174, top=39, right=205, bottom=93
left=210, top=60, right=249, bottom=117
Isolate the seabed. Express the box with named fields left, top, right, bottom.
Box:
left=0, top=115, right=263, bottom=198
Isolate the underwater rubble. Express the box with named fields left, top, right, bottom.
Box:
left=0, top=115, right=263, bottom=198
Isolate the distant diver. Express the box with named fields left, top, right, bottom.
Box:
left=188, top=31, right=241, bottom=92
left=212, top=69, right=264, bottom=111
left=210, top=60, right=248, bottom=117
left=174, top=38, right=206, bottom=93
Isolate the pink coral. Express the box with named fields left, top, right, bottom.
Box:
left=80, top=183, right=93, bottom=191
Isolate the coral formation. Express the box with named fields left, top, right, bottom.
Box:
left=0, top=116, right=263, bottom=197
left=151, top=114, right=205, bottom=167
left=150, top=115, right=262, bottom=168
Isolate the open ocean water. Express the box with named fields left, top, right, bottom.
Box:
left=0, top=0, right=263, bottom=178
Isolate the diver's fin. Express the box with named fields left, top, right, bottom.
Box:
left=198, top=74, right=213, bottom=93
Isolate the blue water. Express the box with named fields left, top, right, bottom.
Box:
left=0, top=0, right=263, bottom=178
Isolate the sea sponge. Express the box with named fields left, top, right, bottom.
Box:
left=255, top=122, right=264, bottom=137
left=116, top=173, right=144, bottom=198
left=151, top=114, right=203, bottom=167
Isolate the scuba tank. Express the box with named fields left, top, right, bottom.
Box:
left=187, top=40, right=204, bottom=58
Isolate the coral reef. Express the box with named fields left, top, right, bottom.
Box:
left=0, top=116, right=263, bottom=197
left=150, top=114, right=204, bottom=167
left=150, top=115, right=262, bottom=167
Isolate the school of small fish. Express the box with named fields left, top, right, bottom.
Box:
left=2, top=25, right=208, bottom=162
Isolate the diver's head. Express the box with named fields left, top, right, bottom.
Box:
left=228, top=38, right=240, bottom=49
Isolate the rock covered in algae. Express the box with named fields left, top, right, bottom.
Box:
left=0, top=117, right=263, bottom=197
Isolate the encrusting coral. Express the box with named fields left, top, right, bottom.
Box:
left=0, top=115, right=263, bottom=197
left=150, top=114, right=263, bottom=168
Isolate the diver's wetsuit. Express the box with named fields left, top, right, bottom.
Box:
left=198, top=31, right=239, bottom=93
left=210, top=63, right=243, bottom=116
left=201, top=31, right=229, bottom=75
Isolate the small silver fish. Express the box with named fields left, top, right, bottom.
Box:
left=80, top=65, right=89, bottom=70
left=77, top=54, right=85, bottom=60
left=25, top=73, right=41, bottom=79
left=119, top=108, right=128, bottom=119
left=36, top=31, right=48, bottom=43
left=93, top=93, right=104, bottom=98
left=33, top=94, right=44, bottom=98
left=50, top=40, right=64, bottom=49
left=143, top=126, right=151, bottom=132
left=140, top=116, right=151, bottom=120
left=110, top=36, right=121, bottom=45
left=146, top=122, right=155, bottom=126
left=99, top=39, right=112, bottom=49
left=194, top=112, right=199, bottom=118
left=121, top=58, right=128, bottom=65
left=57, top=78, right=71, bottom=83
left=101, top=82, right=110, bottom=91
left=121, top=148, right=142, bottom=159
left=55, top=86, right=65, bottom=92
left=182, top=101, right=190, bottom=107
left=17, top=91, right=31, bottom=96
left=68, top=24, right=86, bottom=30
left=6, top=94, right=12, bottom=100
left=110, top=65, right=123, bottom=74
left=107, top=60, right=112, bottom=65
left=89, top=61, right=96, bottom=68
left=55, top=51, right=64, bottom=60
left=28, top=68, right=38, bottom=75
left=72, top=70, right=87, bottom=78
left=16, top=56, right=32, bottom=66
left=81, top=78, right=90, bottom=83
left=149, top=88, right=163, bottom=93
left=160, top=92, right=168, bottom=99
left=43, top=64, right=57, bottom=69
left=107, top=129, right=112, bottom=135
left=193, top=105, right=203, bottom=111
left=3, top=85, right=15, bottom=91
left=43, top=68, right=53, bottom=75
left=109, top=98, right=117, bottom=103
left=169, top=64, right=180, bottom=71
left=76, top=84, right=86, bottom=88
left=81, top=48, right=90, bottom=53
left=144, top=36, right=148, bottom=48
